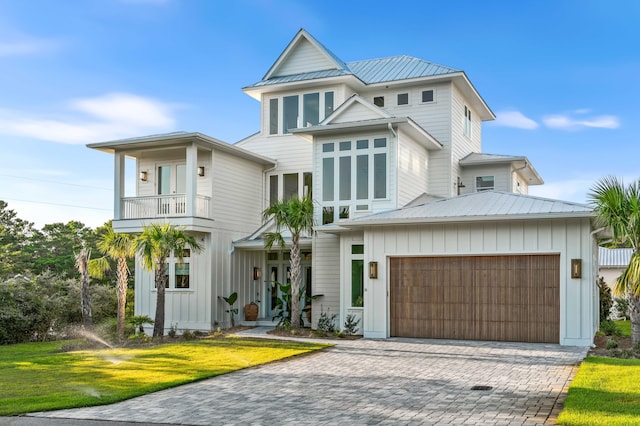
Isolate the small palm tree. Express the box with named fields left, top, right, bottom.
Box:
left=136, top=223, right=202, bottom=337
left=89, top=227, right=135, bottom=340
left=589, top=176, right=640, bottom=344
left=263, top=195, right=314, bottom=329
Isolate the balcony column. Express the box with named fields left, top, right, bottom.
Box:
left=186, top=143, right=197, bottom=217
left=114, top=151, right=125, bottom=220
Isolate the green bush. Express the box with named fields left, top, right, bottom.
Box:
left=606, top=338, right=619, bottom=349
left=598, top=276, right=613, bottom=322
left=600, top=320, right=621, bottom=336
left=0, top=277, right=51, bottom=344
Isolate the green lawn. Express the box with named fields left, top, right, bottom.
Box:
left=557, top=356, right=640, bottom=425
left=0, top=336, right=328, bottom=415
left=616, top=320, right=631, bottom=336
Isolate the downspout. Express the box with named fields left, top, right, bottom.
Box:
left=512, top=160, right=528, bottom=193
left=591, top=226, right=607, bottom=339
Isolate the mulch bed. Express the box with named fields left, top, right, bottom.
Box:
left=267, top=327, right=362, bottom=340
left=589, top=334, right=635, bottom=357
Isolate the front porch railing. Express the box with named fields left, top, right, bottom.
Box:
left=120, top=195, right=211, bottom=219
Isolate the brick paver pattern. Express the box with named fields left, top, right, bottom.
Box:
left=32, top=330, right=587, bottom=425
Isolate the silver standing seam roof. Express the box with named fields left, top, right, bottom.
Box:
left=599, top=247, right=634, bottom=268
left=340, top=191, right=593, bottom=226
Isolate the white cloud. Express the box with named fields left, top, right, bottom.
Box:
left=529, top=179, right=593, bottom=203
left=492, top=110, right=538, bottom=130
left=542, top=112, right=620, bottom=130
left=0, top=93, right=178, bottom=144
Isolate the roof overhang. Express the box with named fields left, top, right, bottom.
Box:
left=242, top=74, right=364, bottom=100
left=87, top=132, right=276, bottom=166
left=460, top=154, right=544, bottom=186
left=290, top=117, right=442, bottom=151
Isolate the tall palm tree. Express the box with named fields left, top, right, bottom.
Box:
left=589, top=176, right=640, bottom=344
left=136, top=223, right=202, bottom=337
left=75, top=247, right=92, bottom=329
left=89, top=227, right=135, bottom=340
left=263, top=195, right=314, bottom=329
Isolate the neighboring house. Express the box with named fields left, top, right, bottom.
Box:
left=88, top=29, right=600, bottom=346
left=598, top=247, right=633, bottom=290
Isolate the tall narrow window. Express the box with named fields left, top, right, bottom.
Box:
left=283, top=173, right=298, bottom=200
left=303, top=172, right=312, bottom=198
left=339, top=156, right=351, bottom=200
left=303, top=93, right=319, bottom=127
left=269, top=98, right=278, bottom=135
left=176, top=164, right=186, bottom=194
left=325, top=92, right=334, bottom=118
left=283, top=95, right=299, bottom=134
left=175, top=262, right=190, bottom=289
left=351, top=245, right=364, bottom=307
left=356, top=155, right=368, bottom=199
left=322, top=158, right=334, bottom=201
left=158, top=165, right=171, bottom=195
left=464, top=105, right=472, bottom=137
left=269, top=175, right=278, bottom=205
left=374, top=153, right=387, bottom=199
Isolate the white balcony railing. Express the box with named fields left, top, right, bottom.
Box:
left=120, top=195, right=211, bottom=220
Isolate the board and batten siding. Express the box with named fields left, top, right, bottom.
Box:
left=272, top=38, right=337, bottom=77
left=397, top=129, right=429, bottom=206
left=211, top=150, right=265, bottom=232
left=231, top=250, right=264, bottom=321
left=312, top=232, right=340, bottom=328
left=362, top=218, right=596, bottom=346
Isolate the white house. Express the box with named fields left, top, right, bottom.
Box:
left=88, top=29, right=600, bottom=346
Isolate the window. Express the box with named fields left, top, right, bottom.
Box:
left=351, top=245, right=364, bottom=307
left=397, top=93, right=409, bottom=105
left=373, top=96, right=384, bottom=107
left=269, top=175, right=278, bottom=205
left=476, top=176, right=494, bottom=191
left=303, top=92, right=319, bottom=127
left=464, top=105, right=472, bottom=138
left=283, top=95, right=299, bottom=134
left=320, top=136, right=388, bottom=223
left=284, top=173, right=298, bottom=201
left=322, top=206, right=334, bottom=225
left=175, top=262, right=189, bottom=288
left=325, top=92, right=334, bottom=117
left=422, top=90, right=434, bottom=103
left=269, top=98, right=278, bottom=134
left=157, top=249, right=191, bottom=289
left=303, top=172, right=312, bottom=198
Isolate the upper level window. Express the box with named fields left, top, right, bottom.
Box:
left=373, top=96, right=384, bottom=107
left=422, top=89, right=434, bottom=103
left=269, top=90, right=334, bottom=135
left=476, top=176, right=494, bottom=191
left=464, top=105, right=472, bottom=138
left=397, top=93, right=409, bottom=106
left=269, top=175, right=278, bottom=206
left=321, top=137, right=387, bottom=224
left=283, top=173, right=299, bottom=201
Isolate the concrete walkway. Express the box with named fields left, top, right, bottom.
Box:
left=23, top=328, right=587, bottom=425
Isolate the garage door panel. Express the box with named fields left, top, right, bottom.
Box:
left=390, top=254, right=560, bottom=344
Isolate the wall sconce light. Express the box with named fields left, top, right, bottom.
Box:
left=368, top=261, right=378, bottom=279
left=139, top=171, right=148, bottom=182
left=197, top=166, right=205, bottom=177
left=253, top=267, right=261, bottom=281
left=571, top=259, right=582, bottom=279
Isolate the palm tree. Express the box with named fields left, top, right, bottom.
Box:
left=589, top=176, right=640, bottom=344
left=263, top=195, right=314, bottom=329
left=75, top=247, right=92, bottom=329
left=89, top=226, right=135, bottom=340
left=136, top=223, right=202, bottom=337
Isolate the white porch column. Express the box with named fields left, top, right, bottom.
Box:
left=114, top=151, right=125, bottom=220
left=186, top=143, right=197, bottom=217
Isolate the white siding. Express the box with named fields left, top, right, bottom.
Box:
left=312, top=232, right=340, bottom=327
left=363, top=218, right=596, bottom=346
left=331, top=102, right=382, bottom=123
left=512, top=168, right=530, bottom=194
left=273, top=38, right=337, bottom=77
left=231, top=249, right=264, bottom=321
left=459, top=164, right=512, bottom=194
left=397, top=130, right=429, bottom=206
left=450, top=83, right=482, bottom=196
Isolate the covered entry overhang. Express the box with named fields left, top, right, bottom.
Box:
left=337, top=191, right=601, bottom=346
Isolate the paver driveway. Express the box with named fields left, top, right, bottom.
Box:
left=31, top=329, right=587, bottom=425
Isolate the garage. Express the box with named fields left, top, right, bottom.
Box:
left=389, top=254, right=560, bottom=343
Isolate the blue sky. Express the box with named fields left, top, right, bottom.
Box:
left=1, top=0, right=638, bottom=228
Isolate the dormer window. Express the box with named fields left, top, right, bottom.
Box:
left=373, top=96, right=384, bottom=107
left=268, top=90, right=334, bottom=135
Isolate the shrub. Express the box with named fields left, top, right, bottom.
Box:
left=614, top=296, right=630, bottom=320
left=600, top=320, right=620, bottom=336
left=317, top=307, right=337, bottom=333
left=343, top=313, right=361, bottom=335
left=182, top=329, right=196, bottom=340
left=168, top=323, right=178, bottom=338
left=598, top=276, right=613, bottom=322
left=128, top=332, right=151, bottom=344
left=606, top=338, right=619, bottom=349
left=0, top=277, right=51, bottom=344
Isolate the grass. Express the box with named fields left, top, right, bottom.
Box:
left=0, top=336, right=328, bottom=416
left=616, top=320, right=631, bottom=337
left=557, top=356, right=640, bottom=425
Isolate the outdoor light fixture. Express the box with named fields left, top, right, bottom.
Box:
left=571, top=259, right=582, bottom=279
left=369, top=261, right=378, bottom=279
left=139, top=171, right=148, bottom=182
left=253, top=267, right=261, bottom=281
left=198, top=166, right=205, bottom=177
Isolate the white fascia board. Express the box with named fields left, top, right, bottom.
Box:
left=242, top=75, right=363, bottom=100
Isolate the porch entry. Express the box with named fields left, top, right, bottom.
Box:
left=264, top=250, right=312, bottom=325
left=157, top=162, right=186, bottom=215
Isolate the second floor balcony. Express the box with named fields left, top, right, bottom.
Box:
left=120, top=194, right=211, bottom=220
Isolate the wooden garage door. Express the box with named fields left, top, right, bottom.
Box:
left=389, top=255, right=559, bottom=343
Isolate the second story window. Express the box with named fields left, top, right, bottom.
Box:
left=269, top=99, right=278, bottom=135
left=283, top=95, right=299, bottom=134
left=268, top=90, right=334, bottom=135
left=476, top=176, right=494, bottom=192
left=464, top=105, right=472, bottom=138
left=373, top=96, right=384, bottom=107
left=397, top=93, right=409, bottom=106
left=421, top=89, right=434, bottom=103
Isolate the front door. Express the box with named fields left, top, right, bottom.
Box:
left=264, top=251, right=312, bottom=324
left=157, top=163, right=186, bottom=215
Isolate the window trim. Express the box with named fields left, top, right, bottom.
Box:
left=475, top=175, right=495, bottom=192
left=373, top=96, right=385, bottom=107
left=421, top=89, right=435, bottom=104
left=397, top=92, right=409, bottom=106
left=266, top=90, right=335, bottom=136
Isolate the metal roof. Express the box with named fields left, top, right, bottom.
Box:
left=248, top=69, right=352, bottom=88
left=342, top=191, right=593, bottom=226
left=347, top=55, right=459, bottom=84
left=599, top=247, right=633, bottom=268
left=459, top=152, right=544, bottom=185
